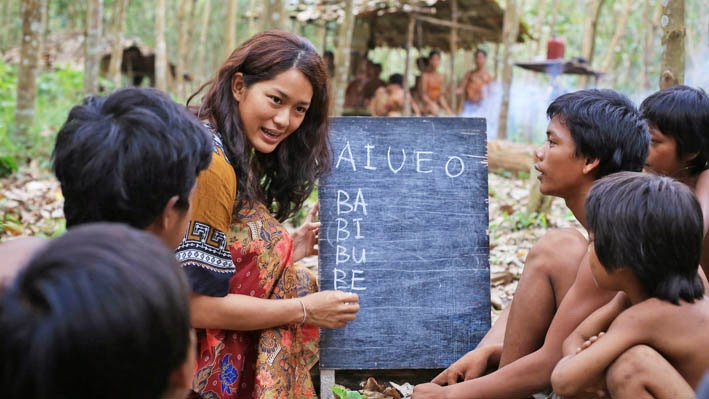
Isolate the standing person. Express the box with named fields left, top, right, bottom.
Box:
left=551, top=172, right=707, bottom=398
left=458, top=49, right=494, bottom=117
left=413, top=89, right=650, bottom=398
left=180, top=31, right=360, bottom=398
left=420, top=50, right=453, bottom=116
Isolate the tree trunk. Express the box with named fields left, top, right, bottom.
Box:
left=579, top=0, right=606, bottom=87
left=497, top=0, right=521, bottom=140
left=197, top=0, right=212, bottom=82
left=640, top=1, right=661, bottom=90
left=262, top=0, right=288, bottom=31
left=84, top=0, right=103, bottom=95
left=176, top=0, right=195, bottom=99
left=225, top=0, right=237, bottom=57
left=332, top=0, right=354, bottom=117
left=659, top=0, right=685, bottom=89
left=13, top=0, right=45, bottom=150
left=154, top=0, right=167, bottom=91
left=37, top=0, right=49, bottom=69
left=248, top=0, right=256, bottom=37
left=108, top=0, right=129, bottom=88
left=599, top=0, right=634, bottom=73
left=449, top=0, right=459, bottom=114
left=531, top=0, right=547, bottom=57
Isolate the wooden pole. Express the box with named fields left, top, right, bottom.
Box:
left=659, top=0, right=685, bottom=89
left=403, top=14, right=415, bottom=117
left=449, top=0, right=459, bottom=114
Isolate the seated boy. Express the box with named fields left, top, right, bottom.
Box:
left=551, top=172, right=707, bottom=398
left=51, top=86, right=213, bottom=249
left=414, top=90, right=650, bottom=398
left=0, top=223, right=196, bottom=399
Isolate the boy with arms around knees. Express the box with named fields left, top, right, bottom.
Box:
left=551, top=172, right=708, bottom=399
left=414, top=90, right=650, bottom=398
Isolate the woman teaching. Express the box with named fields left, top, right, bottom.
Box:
left=177, top=31, right=360, bottom=398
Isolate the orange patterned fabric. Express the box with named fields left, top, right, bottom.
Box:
left=179, top=131, right=319, bottom=399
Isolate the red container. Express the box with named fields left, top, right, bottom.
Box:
left=547, top=37, right=565, bottom=60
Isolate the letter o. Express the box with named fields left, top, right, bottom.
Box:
left=445, top=156, right=465, bottom=178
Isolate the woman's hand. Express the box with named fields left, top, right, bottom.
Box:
left=292, top=202, right=320, bottom=263
left=300, top=290, right=360, bottom=329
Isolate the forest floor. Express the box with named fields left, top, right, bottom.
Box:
left=0, top=165, right=584, bottom=398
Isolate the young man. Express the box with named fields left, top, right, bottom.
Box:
left=458, top=48, right=494, bottom=117
left=413, top=89, right=650, bottom=398
left=52, top=86, right=213, bottom=249
left=0, top=87, right=213, bottom=290
left=0, top=223, right=197, bottom=399
left=552, top=172, right=707, bottom=398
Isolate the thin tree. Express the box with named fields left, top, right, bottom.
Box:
left=176, top=0, right=195, bottom=99
left=84, top=0, right=103, bottom=95
left=13, top=0, right=45, bottom=150
left=263, top=0, right=288, bottom=31
left=497, top=0, right=521, bottom=140
left=332, top=0, right=354, bottom=117
left=196, top=0, right=212, bottom=81
left=579, top=0, right=605, bottom=87
left=659, top=0, right=685, bottom=89
left=225, top=0, right=237, bottom=57
left=641, top=0, right=662, bottom=90
left=599, top=0, right=634, bottom=74
left=154, top=0, right=167, bottom=91
left=108, top=0, right=129, bottom=88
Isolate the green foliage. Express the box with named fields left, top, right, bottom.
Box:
left=332, top=385, right=366, bottom=399
left=0, top=155, right=17, bottom=178
left=495, top=209, right=549, bottom=233
left=0, top=61, right=84, bottom=168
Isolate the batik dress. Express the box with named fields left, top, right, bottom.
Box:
left=177, top=132, right=319, bottom=399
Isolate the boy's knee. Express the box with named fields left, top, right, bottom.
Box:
left=606, top=345, right=656, bottom=392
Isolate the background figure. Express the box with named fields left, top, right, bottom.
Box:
left=420, top=50, right=453, bottom=116
left=0, top=223, right=195, bottom=399
left=362, top=61, right=386, bottom=107
left=458, top=48, right=499, bottom=138
left=369, top=73, right=405, bottom=116
left=181, top=31, right=359, bottom=399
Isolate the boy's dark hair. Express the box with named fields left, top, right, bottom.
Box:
left=388, top=73, right=404, bottom=87
left=586, top=172, right=705, bottom=304
left=475, top=48, right=487, bottom=57
left=0, top=223, right=192, bottom=399
left=640, top=85, right=709, bottom=175
left=53, top=87, right=212, bottom=229
left=428, top=49, right=441, bottom=59
left=547, top=89, right=649, bottom=178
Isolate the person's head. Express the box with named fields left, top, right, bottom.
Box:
left=0, top=223, right=195, bottom=399
left=535, top=89, right=649, bottom=198
left=586, top=172, right=704, bottom=304
left=388, top=73, right=404, bottom=88
left=52, top=87, right=212, bottom=248
left=428, top=50, right=441, bottom=69
left=640, top=85, right=709, bottom=178
left=188, top=30, right=331, bottom=221
left=474, top=48, right=487, bottom=68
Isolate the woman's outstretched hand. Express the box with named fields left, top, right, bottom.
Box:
left=292, top=202, right=320, bottom=263
left=300, top=290, right=360, bottom=329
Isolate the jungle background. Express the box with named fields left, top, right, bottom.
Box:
left=0, top=0, right=707, bottom=395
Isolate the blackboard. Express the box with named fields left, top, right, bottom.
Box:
left=318, top=117, right=490, bottom=370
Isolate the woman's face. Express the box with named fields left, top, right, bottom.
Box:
left=232, top=68, right=313, bottom=154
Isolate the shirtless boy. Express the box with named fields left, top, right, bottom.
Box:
left=413, top=89, right=649, bottom=398
left=552, top=172, right=707, bottom=399
left=459, top=48, right=494, bottom=117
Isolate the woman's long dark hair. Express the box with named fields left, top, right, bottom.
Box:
left=188, top=30, right=331, bottom=221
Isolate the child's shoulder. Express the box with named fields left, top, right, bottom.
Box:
left=622, top=296, right=709, bottom=326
